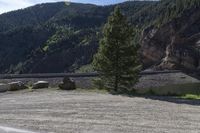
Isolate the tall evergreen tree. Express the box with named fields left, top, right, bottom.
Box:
left=93, top=6, right=141, bottom=92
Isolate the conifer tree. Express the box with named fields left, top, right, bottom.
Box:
left=93, top=6, right=141, bottom=92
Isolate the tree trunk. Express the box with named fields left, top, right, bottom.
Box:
left=114, top=41, right=119, bottom=92
left=114, top=75, right=119, bottom=92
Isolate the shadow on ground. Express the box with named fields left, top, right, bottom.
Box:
left=144, top=96, right=200, bottom=106
left=110, top=90, right=200, bottom=106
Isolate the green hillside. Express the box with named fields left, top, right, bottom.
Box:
left=0, top=0, right=199, bottom=73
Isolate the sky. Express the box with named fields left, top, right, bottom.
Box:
left=0, top=0, right=128, bottom=14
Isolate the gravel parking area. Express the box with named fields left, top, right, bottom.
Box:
left=0, top=89, right=200, bottom=133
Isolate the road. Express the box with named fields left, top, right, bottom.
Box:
left=0, top=126, right=36, bottom=133
left=0, top=89, right=199, bottom=133
left=0, top=70, right=181, bottom=79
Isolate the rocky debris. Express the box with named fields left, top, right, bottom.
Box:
left=8, top=81, right=27, bottom=91
left=32, top=81, right=49, bottom=89
left=0, top=84, right=9, bottom=93
left=140, top=7, right=200, bottom=72
left=135, top=72, right=200, bottom=95
left=59, top=77, right=76, bottom=90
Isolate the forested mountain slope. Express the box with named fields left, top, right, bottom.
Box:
left=0, top=1, right=156, bottom=73
left=0, top=0, right=200, bottom=73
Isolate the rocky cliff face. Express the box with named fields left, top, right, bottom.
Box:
left=140, top=7, right=200, bottom=72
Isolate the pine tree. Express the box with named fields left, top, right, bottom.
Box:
left=93, top=6, right=141, bottom=92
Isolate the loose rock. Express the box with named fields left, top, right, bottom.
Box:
left=8, top=81, right=27, bottom=91
left=59, top=77, right=76, bottom=90
left=33, top=81, right=49, bottom=89
left=0, top=84, right=9, bottom=93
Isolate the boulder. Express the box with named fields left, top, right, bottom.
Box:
left=8, top=81, right=27, bottom=91
left=59, top=77, right=76, bottom=90
left=0, top=84, right=9, bottom=93
left=63, top=77, right=71, bottom=83
left=32, top=81, right=49, bottom=89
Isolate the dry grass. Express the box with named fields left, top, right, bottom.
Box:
left=181, top=94, right=200, bottom=100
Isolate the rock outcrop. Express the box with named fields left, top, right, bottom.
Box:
left=140, top=8, right=200, bottom=72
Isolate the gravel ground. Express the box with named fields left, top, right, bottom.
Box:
left=0, top=89, right=200, bottom=133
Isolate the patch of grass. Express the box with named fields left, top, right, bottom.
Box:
left=136, top=83, right=200, bottom=96
left=76, top=64, right=94, bottom=73
left=42, top=45, right=49, bottom=52
left=180, top=94, right=200, bottom=100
